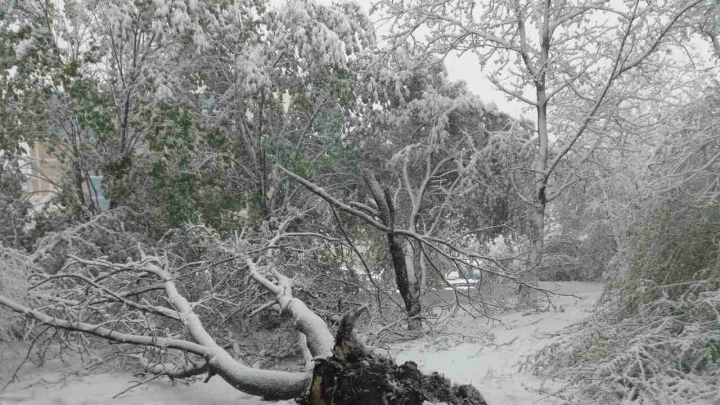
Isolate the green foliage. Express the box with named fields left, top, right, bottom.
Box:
left=0, top=247, right=36, bottom=341
left=679, top=335, right=720, bottom=373
left=0, top=154, right=33, bottom=250
left=575, top=333, right=614, bottom=363
left=625, top=198, right=720, bottom=300
left=145, top=102, right=247, bottom=234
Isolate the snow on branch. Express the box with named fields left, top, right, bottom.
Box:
left=280, top=164, right=561, bottom=297
left=0, top=295, right=211, bottom=355
left=0, top=247, right=326, bottom=400
left=246, top=258, right=334, bottom=358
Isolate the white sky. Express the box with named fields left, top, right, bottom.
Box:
left=442, top=52, right=530, bottom=119
left=349, top=0, right=532, bottom=122
left=343, top=0, right=717, bottom=123
left=350, top=0, right=530, bottom=119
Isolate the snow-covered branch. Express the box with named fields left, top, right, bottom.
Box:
left=0, top=248, right=327, bottom=400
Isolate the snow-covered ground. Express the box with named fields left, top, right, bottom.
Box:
left=0, top=282, right=603, bottom=405
left=392, top=281, right=603, bottom=404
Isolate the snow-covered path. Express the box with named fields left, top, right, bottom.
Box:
left=392, top=282, right=603, bottom=404
left=0, top=282, right=602, bottom=405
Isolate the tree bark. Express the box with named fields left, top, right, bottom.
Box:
left=518, top=203, right=544, bottom=304
left=518, top=85, right=548, bottom=305
left=364, top=172, right=423, bottom=330
left=517, top=3, right=550, bottom=306
left=388, top=233, right=422, bottom=330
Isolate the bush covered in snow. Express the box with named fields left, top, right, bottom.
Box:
left=527, top=197, right=720, bottom=404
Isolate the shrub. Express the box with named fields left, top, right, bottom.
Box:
left=621, top=198, right=720, bottom=313
left=526, top=197, right=720, bottom=404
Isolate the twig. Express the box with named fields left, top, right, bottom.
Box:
left=330, top=207, right=405, bottom=312
left=112, top=373, right=164, bottom=398
left=1, top=326, right=52, bottom=392
left=520, top=382, right=581, bottom=405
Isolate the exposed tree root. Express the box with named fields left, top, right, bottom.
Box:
left=302, top=356, right=487, bottom=405
left=301, top=306, right=488, bottom=405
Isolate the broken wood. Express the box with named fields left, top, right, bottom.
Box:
left=301, top=307, right=488, bottom=405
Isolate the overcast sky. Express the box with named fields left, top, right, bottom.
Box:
left=291, top=0, right=716, bottom=124
left=442, top=53, right=530, bottom=119
left=288, top=0, right=527, bottom=119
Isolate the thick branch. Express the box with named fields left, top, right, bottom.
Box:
left=280, top=164, right=389, bottom=231
left=141, top=358, right=210, bottom=380
left=23, top=256, right=314, bottom=400
left=364, top=170, right=392, bottom=225
left=246, top=259, right=334, bottom=358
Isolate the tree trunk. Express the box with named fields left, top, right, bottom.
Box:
left=518, top=203, right=544, bottom=304
left=388, top=235, right=422, bottom=330
left=73, top=166, right=87, bottom=214
left=419, top=248, right=428, bottom=291
left=280, top=166, right=425, bottom=331
left=518, top=63, right=549, bottom=306
left=364, top=172, right=423, bottom=330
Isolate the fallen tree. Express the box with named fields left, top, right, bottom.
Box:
left=0, top=218, right=488, bottom=404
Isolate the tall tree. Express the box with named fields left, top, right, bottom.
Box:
left=376, top=0, right=705, bottom=302
left=278, top=55, right=535, bottom=328
left=1, top=0, right=376, bottom=235
left=186, top=0, right=373, bottom=223
left=0, top=0, right=219, bottom=217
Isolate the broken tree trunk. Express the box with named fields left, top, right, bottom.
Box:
left=301, top=306, right=488, bottom=405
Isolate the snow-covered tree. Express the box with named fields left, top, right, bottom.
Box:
left=375, top=0, right=706, bottom=303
